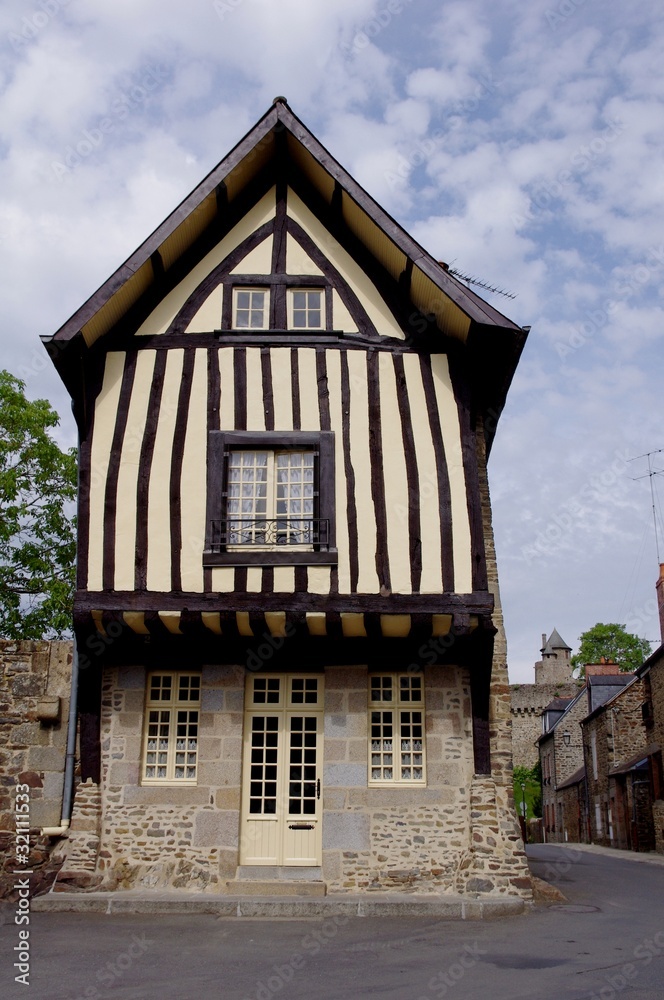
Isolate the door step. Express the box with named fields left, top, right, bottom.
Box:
left=226, top=880, right=327, bottom=897
left=236, top=865, right=323, bottom=881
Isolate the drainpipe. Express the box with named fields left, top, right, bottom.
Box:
left=41, top=638, right=79, bottom=837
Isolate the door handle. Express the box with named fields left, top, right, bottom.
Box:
left=317, top=778, right=321, bottom=799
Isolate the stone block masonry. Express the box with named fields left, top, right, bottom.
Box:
left=60, top=658, right=532, bottom=898
left=0, top=639, right=73, bottom=898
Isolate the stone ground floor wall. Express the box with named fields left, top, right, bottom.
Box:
left=60, top=661, right=531, bottom=898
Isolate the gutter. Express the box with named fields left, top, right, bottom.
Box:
left=41, top=639, right=79, bottom=837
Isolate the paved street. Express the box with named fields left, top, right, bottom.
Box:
left=2, top=845, right=664, bottom=1000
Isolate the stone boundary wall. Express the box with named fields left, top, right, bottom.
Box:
left=510, top=683, right=580, bottom=769
left=0, top=639, right=73, bottom=898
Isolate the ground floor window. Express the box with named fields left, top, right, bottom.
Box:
left=141, top=672, right=200, bottom=784
left=368, top=673, right=426, bottom=785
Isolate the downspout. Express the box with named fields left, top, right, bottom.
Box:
left=41, top=634, right=79, bottom=837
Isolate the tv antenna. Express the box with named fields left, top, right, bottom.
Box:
left=448, top=267, right=517, bottom=301
left=439, top=260, right=517, bottom=300
left=628, top=448, right=664, bottom=564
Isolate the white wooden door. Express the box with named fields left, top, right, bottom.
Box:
left=240, top=675, right=323, bottom=866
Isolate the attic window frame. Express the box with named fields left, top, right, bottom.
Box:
left=221, top=277, right=333, bottom=333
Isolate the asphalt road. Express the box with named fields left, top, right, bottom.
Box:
left=2, top=845, right=664, bottom=1000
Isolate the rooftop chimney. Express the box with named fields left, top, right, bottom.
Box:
left=657, top=564, right=664, bottom=644
left=585, top=658, right=624, bottom=679
left=541, top=633, right=547, bottom=649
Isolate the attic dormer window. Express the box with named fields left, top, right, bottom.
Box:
left=289, top=289, right=323, bottom=329
left=233, top=288, right=268, bottom=329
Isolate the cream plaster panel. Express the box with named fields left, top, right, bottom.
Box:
left=179, top=350, right=208, bottom=592
left=246, top=568, right=263, bottom=593
left=229, top=234, right=273, bottom=274
left=378, top=354, right=411, bottom=595
left=347, top=350, right=380, bottom=593
left=114, top=351, right=157, bottom=590
left=185, top=287, right=222, bottom=333
left=270, top=347, right=293, bottom=430
left=430, top=355, right=472, bottom=593
left=287, top=190, right=404, bottom=340
left=273, top=567, right=295, bottom=592
left=307, top=567, right=331, bottom=595
left=325, top=350, right=350, bottom=594
left=296, top=348, right=320, bottom=431
left=285, top=233, right=323, bottom=275
left=135, top=189, right=276, bottom=336
left=245, top=347, right=266, bottom=431
left=218, top=347, right=235, bottom=429
left=332, top=290, right=358, bottom=333
left=211, top=567, right=235, bottom=593
left=87, top=352, right=126, bottom=590
left=402, top=353, right=443, bottom=593
left=146, top=350, right=184, bottom=591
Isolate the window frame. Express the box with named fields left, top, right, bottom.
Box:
left=204, top=431, right=337, bottom=566
left=221, top=278, right=334, bottom=334
left=288, top=288, right=325, bottom=330
left=232, top=287, right=269, bottom=330
left=141, top=671, right=201, bottom=786
left=368, top=673, right=426, bottom=787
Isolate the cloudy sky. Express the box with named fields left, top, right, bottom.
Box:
left=2, top=0, right=663, bottom=681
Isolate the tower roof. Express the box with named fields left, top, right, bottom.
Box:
left=541, top=627, right=572, bottom=654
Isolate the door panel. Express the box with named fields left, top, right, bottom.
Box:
left=240, top=675, right=323, bottom=866
left=283, top=713, right=322, bottom=865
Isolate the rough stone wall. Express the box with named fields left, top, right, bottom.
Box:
left=582, top=710, right=609, bottom=845
left=510, top=683, right=580, bottom=769
left=0, top=639, right=73, bottom=830
left=582, top=678, right=647, bottom=847
left=540, top=692, right=586, bottom=842
left=323, top=664, right=478, bottom=893
left=535, top=651, right=573, bottom=686
left=649, top=653, right=664, bottom=853
left=68, top=657, right=531, bottom=897
left=475, top=421, right=531, bottom=897
left=560, top=784, right=585, bottom=842
left=0, top=639, right=73, bottom=898
left=92, top=663, right=244, bottom=892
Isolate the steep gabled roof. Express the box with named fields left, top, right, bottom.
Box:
left=43, top=97, right=528, bottom=445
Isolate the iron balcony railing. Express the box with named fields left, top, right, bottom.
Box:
left=209, top=518, right=330, bottom=551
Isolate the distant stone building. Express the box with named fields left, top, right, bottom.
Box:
left=510, top=629, right=581, bottom=769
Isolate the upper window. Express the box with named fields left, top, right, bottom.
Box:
left=289, top=289, right=323, bottom=329
left=233, top=288, right=267, bottom=329
left=226, top=450, right=317, bottom=547
left=204, top=431, right=337, bottom=566
left=142, top=672, right=200, bottom=784
left=226, top=285, right=329, bottom=332
left=368, top=674, right=426, bottom=785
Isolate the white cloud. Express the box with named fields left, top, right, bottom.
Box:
left=1, top=0, right=664, bottom=680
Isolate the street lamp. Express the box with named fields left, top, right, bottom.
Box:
left=520, top=781, right=526, bottom=821
left=563, top=731, right=571, bottom=747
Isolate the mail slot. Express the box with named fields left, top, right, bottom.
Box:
left=288, top=823, right=315, bottom=831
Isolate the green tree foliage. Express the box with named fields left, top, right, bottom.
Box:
left=512, top=763, right=541, bottom=822
left=0, top=371, right=77, bottom=638
left=570, top=623, right=652, bottom=676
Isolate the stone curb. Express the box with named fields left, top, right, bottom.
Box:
left=31, top=891, right=526, bottom=920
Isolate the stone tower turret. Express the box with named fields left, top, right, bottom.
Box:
left=535, top=628, right=573, bottom=685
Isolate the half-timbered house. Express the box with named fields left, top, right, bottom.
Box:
left=45, top=98, right=531, bottom=897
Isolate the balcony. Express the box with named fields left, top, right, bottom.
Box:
left=208, top=518, right=331, bottom=552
